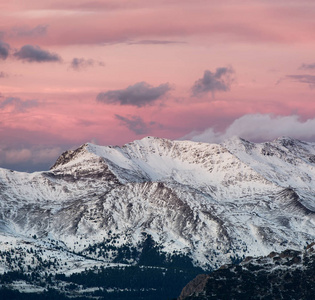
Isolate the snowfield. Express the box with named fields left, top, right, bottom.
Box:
left=1, top=135, right=315, bottom=277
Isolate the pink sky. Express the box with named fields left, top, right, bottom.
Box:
left=1, top=0, right=315, bottom=171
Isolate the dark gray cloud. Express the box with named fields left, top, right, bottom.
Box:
left=70, top=57, right=105, bottom=70
left=71, top=58, right=94, bottom=70
left=0, top=40, right=10, bottom=60
left=14, top=45, right=62, bottom=63
left=285, top=74, right=315, bottom=88
left=128, top=40, right=185, bottom=45
left=0, top=97, right=39, bottom=112
left=115, top=114, right=149, bottom=134
left=12, top=24, right=48, bottom=37
left=97, top=81, right=171, bottom=107
left=299, top=63, right=315, bottom=71
left=192, top=67, right=235, bottom=97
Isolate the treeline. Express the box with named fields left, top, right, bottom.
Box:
left=0, top=264, right=202, bottom=300
left=0, top=288, right=71, bottom=300
left=0, top=234, right=206, bottom=299
left=59, top=264, right=203, bottom=299
left=82, top=233, right=198, bottom=269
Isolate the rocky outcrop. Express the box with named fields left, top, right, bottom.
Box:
left=179, top=243, right=315, bottom=299
left=178, top=274, right=209, bottom=300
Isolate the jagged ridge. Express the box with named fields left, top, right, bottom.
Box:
left=0, top=136, right=315, bottom=288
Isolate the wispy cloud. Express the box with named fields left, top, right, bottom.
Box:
left=0, top=145, right=62, bottom=169
left=285, top=74, right=315, bottom=88
left=299, top=63, right=315, bottom=71
left=0, top=97, right=39, bottom=112
left=115, top=114, right=163, bottom=134
left=0, top=71, right=8, bottom=78
left=70, top=57, right=105, bottom=70
left=11, top=24, right=48, bottom=37
left=97, top=81, right=171, bottom=107
left=115, top=114, right=149, bottom=134
left=128, top=40, right=185, bottom=45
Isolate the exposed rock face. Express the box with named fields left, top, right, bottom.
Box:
left=1, top=136, right=315, bottom=272
left=0, top=135, right=315, bottom=295
left=179, top=243, right=315, bottom=300
left=1, top=136, right=315, bottom=298
left=178, top=274, right=210, bottom=300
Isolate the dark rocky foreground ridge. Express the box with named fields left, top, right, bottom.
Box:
left=179, top=243, right=315, bottom=300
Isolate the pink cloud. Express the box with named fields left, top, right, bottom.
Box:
left=2, top=1, right=315, bottom=47
left=1, top=0, right=315, bottom=172
left=2, top=148, right=32, bottom=164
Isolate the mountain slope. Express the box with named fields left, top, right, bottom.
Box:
left=1, top=136, right=315, bottom=297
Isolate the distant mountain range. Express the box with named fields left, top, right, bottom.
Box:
left=1, top=136, right=315, bottom=299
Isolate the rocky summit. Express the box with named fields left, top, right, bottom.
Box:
left=0, top=136, right=315, bottom=299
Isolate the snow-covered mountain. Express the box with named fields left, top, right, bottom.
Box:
left=1, top=136, right=315, bottom=297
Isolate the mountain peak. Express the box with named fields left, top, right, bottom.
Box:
left=1, top=135, right=315, bottom=284
left=222, top=135, right=252, bottom=145
left=272, top=136, right=305, bottom=147
left=50, top=143, right=89, bottom=170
